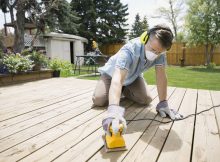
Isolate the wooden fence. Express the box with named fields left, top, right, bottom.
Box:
left=100, top=42, right=220, bottom=65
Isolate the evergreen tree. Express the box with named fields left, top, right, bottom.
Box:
left=129, top=13, right=143, bottom=39
left=70, top=0, right=97, bottom=51
left=71, top=0, right=128, bottom=46
left=142, top=16, right=149, bottom=32
left=95, top=0, right=129, bottom=44
left=44, top=0, right=80, bottom=34
left=70, top=0, right=97, bottom=40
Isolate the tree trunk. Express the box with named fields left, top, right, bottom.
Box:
left=209, top=44, right=215, bottom=63
left=9, top=7, right=15, bottom=23
left=13, top=1, right=25, bottom=53
left=169, top=0, right=178, bottom=41
left=0, top=38, right=4, bottom=50
left=205, top=18, right=210, bottom=65
left=205, top=43, right=210, bottom=65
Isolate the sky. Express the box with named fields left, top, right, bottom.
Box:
left=0, top=0, right=187, bottom=33
left=121, top=0, right=171, bottom=28
left=120, top=0, right=187, bottom=29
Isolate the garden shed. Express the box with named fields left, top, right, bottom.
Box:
left=44, top=33, right=88, bottom=64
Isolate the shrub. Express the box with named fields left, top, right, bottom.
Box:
left=60, top=60, right=73, bottom=76
left=29, top=51, right=49, bottom=68
left=49, top=58, right=73, bottom=76
left=49, top=58, right=62, bottom=71
left=0, top=49, right=8, bottom=73
left=21, top=49, right=31, bottom=56
left=207, top=62, right=216, bottom=70
left=3, top=53, right=34, bottom=74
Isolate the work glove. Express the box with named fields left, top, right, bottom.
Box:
left=156, top=100, right=183, bottom=120
left=102, top=105, right=127, bottom=135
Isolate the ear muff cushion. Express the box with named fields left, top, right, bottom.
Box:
left=140, top=31, right=149, bottom=44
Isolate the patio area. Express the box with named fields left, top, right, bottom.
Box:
left=0, top=77, right=220, bottom=162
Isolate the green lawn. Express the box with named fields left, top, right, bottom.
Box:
left=143, top=66, right=220, bottom=91
left=68, top=65, right=220, bottom=91
left=60, top=65, right=99, bottom=78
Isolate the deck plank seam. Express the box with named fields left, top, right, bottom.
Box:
left=0, top=89, right=94, bottom=122
left=189, top=89, right=198, bottom=162
left=155, top=88, right=187, bottom=162
left=14, top=109, right=106, bottom=162
left=17, top=101, right=136, bottom=161
left=84, top=103, right=147, bottom=162
left=121, top=87, right=177, bottom=161
left=85, top=88, right=159, bottom=161
left=0, top=105, right=98, bottom=153
left=210, top=91, right=220, bottom=139
left=0, top=93, right=93, bottom=130
left=50, top=102, right=138, bottom=162
left=0, top=98, right=93, bottom=140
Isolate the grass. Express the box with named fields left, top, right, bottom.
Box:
left=63, top=65, right=220, bottom=91
left=144, top=66, right=220, bottom=91
left=60, top=64, right=100, bottom=78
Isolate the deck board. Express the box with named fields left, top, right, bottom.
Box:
left=210, top=90, right=220, bottom=138
left=122, top=88, right=186, bottom=162
left=87, top=87, right=175, bottom=162
left=0, top=78, right=220, bottom=162
left=192, top=90, right=220, bottom=162
left=157, top=89, right=197, bottom=162
left=14, top=87, right=157, bottom=162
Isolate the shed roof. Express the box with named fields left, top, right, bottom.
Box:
left=44, top=32, right=88, bottom=43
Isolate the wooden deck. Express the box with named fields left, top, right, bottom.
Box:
left=0, top=78, right=220, bottom=162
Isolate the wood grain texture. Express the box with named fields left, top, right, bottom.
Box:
left=0, top=78, right=220, bottom=162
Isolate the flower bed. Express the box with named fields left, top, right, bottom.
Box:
left=0, top=49, right=74, bottom=86
left=0, top=69, right=53, bottom=86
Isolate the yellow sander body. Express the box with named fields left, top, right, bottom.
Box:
left=104, top=124, right=127, bottom=152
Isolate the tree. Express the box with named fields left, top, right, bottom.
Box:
left=29, top=0, right=80, bottom=48
left=142, top=16, right=149, bottom=32
left=129, top=13, right=143, bottom=39
left=185, top=0, right=220, bottom=65
left=41, top=0, right=79, bottom=34
left=95, top=0, right=129, bottom=44
left=0, top=0, right=79, bottom=53
left=0, top=30, right=4, bottom=50
left=70, top=0, right=97, bottom=50
left=129, top=14, right=149, bottom=40
left=156, top=0, right=184, bottom=41
left=176, top=31, right=186, bottom=42
left=71, top=0, right=128, bottom=48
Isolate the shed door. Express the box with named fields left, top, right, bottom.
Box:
left=70, top=42, right=74, bottom=63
